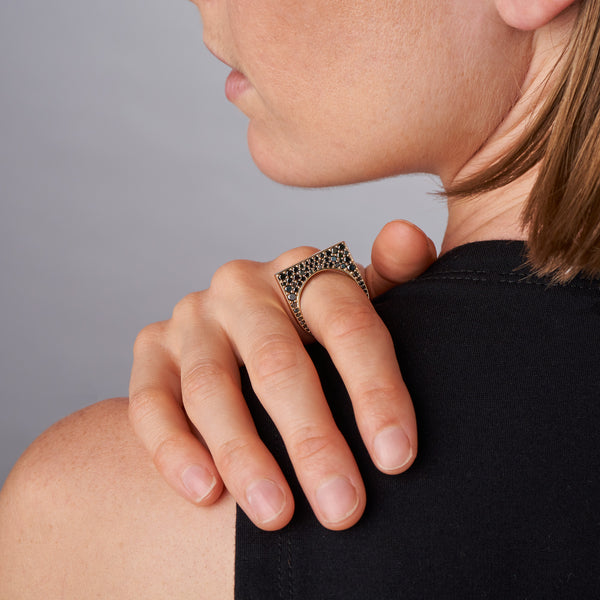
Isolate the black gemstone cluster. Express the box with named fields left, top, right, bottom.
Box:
left=275, top=242, right=369, bottom=335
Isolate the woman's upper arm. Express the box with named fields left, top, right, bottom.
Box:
left=0, top=397, right=235, bottom=600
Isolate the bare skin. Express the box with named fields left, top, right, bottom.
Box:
left=125, top=0, right=579, bottom=534
left=0, top=399, right=235, bottom=600
left=0, top=0, right=580, bottom=598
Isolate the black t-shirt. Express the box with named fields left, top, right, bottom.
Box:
left=235, top=241, right=600, bottom=600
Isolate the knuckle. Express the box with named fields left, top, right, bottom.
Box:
left=128, top=386, right=165, bottom=426
left=181, top=358, right=229, bottom=402
left=214, top=436, right=255, bottom=475
left=325, top=301, right=385, bottom=344
left=290, top=426, right=338, bottom=463
left=128, top=391, right=189, bottom=469
left=250, top=334, right=303, bottom=389
left=171, top=291, right=205, bottom=322
left=210, top=259, right=257, bottom=295
left=275, top=246, right=319, bottom=271
left=133, top=322, right=166, bottom=357
left=355, top=385, right=402, bottom=424
left=153, top=434, right=187, bottom=472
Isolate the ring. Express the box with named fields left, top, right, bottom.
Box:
left=275, top=241, right=370, bottom=335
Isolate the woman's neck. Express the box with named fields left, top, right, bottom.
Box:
left=440, top=5, right=576, bottom=255
left=441, top=171, right=533, bottom=255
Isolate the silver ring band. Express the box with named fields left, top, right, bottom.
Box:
left=275, top=241, right=369, bottom=335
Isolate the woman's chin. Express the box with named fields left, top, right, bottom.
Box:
left=246, top=124, right=381, bottom=189
left=246, top=126, right=314, bottom=186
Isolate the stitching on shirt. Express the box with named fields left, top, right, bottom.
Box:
left=415, top=274, right=600, bottom=291
left=287, top=537, right=293, bottom=599
left=277, top=535, right=283, bottom=600
left=423, top=269, right=493, bottom=276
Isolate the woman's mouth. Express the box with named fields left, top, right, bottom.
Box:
left=205, top=44, right=251, bottom=102
left=225, top=69, right=251, bottom=102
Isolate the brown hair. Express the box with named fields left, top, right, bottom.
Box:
left=446, top=0, right=600, bottom=283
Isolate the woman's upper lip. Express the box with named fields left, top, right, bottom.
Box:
left=205, top=43, right=235, bottom=70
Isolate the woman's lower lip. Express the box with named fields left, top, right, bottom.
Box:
left=225, top=69, right=251, bottom=102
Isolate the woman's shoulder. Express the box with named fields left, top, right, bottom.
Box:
left=0, top=398, right=235, bottom=599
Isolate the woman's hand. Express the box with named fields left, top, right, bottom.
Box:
left=128, top=220, right=436, bottom=530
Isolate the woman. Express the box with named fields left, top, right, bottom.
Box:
left=1, top=0, right=599, bottom=598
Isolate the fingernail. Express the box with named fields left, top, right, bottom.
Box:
left=373, top=426, right=413, bottom=471
left=182, top=464, right=216, bottom=502
left=246, top=479, right=286, bottom=524
left=315, top=476, right=359, bottom=524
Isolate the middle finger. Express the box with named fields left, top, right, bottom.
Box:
left=221, top=296, right=367, bottom=530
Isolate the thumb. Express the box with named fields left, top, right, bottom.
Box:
left=365, top=220, right=437, bottom=298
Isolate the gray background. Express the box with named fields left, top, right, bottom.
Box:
left=0, top=0, right=446, bottom=486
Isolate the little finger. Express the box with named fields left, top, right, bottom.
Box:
left=129, top=332, right=223, bottom=505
